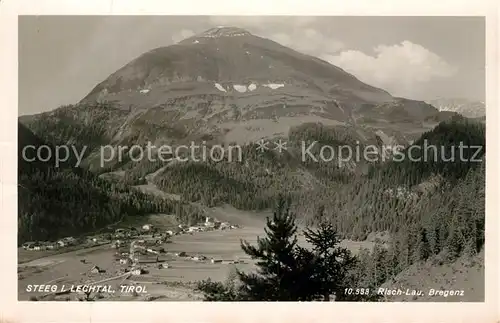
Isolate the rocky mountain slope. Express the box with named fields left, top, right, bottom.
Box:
left=19, top=27, right=460, bottom=173
left=68, top=27, right=444, bottom=145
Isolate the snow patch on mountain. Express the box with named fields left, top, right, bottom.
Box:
left=233, top=85, right=247, bottom=93
left=214, top=83, right=227, bottom=92
left=263, top=83, right=285, bottom=90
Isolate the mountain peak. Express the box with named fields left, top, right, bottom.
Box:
left=197, top=26, right=252, bottom=38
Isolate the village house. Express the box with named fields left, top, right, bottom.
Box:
left=142, top=224, right=153, bottom=232
left=204, top=216, right=214, bottom=227
left=22, top=241, right=36, bottom=250
left=191, top=255, right=207, bottom=261
left=57, top=236, right=76, bottom=248
left=45, top=242, right=56, bottom=250
left=90, top=265, right=102, bottom=274
left=136, top=254, right=159, bottom=264
left=33, top=242, right=42, bottom=251
left=119, top=258, right=131, bottom=265
left=146, top=248, right=158, bottom=254
left=188, top=226, right=204, bottom=233
left=131, top=267, right=145, bottom=275
left=204, top=219, right=215, bottom=229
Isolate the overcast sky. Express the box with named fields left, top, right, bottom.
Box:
left=19, top=16, right=485, bottom=115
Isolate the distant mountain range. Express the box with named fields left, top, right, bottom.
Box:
left=426, top=98, right=485, bottom=118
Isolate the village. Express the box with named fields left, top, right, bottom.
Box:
left=19, top=214, right=248, bottom=301
left=18, top=206, right=377, bottom=302
left=21, top=216, right=239, bottom=252
left=111, top=216, right=244, bottom=276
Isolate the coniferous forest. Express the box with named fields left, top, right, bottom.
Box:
left=18, top=122, right=201, bottom=243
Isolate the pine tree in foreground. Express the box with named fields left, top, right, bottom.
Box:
left=196, top=197, right=375, bottom=301
left=299, top=221, right=358, bottom=301
left=237, top=196, right=303, bottom=301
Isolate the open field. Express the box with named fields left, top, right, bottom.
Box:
left=18, top=206, right=375, bottom=301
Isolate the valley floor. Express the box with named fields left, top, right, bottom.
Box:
left=17, top=206, right=375, bottom=301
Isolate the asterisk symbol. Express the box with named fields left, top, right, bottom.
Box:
left=255, top=139, right=269, bottom=153
left=273, top=139, right=287, bottom=153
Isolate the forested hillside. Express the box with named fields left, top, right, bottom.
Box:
left=107, top=115, right=485, bottom=284
left=18, top=123, right=200, bottom=244
left=19, top=112, right=485, bottom=268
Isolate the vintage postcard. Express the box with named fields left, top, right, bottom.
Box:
left=0, top=0, right=498, bottom=322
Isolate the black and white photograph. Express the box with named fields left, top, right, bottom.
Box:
left=15, top=15, right=487, bottom=303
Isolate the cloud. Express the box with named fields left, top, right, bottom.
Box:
left=208, top=16, right=344, bottom=56
left=268, top=29, right=344, bottom=55
left=324, top=41, right=457, bottom=97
